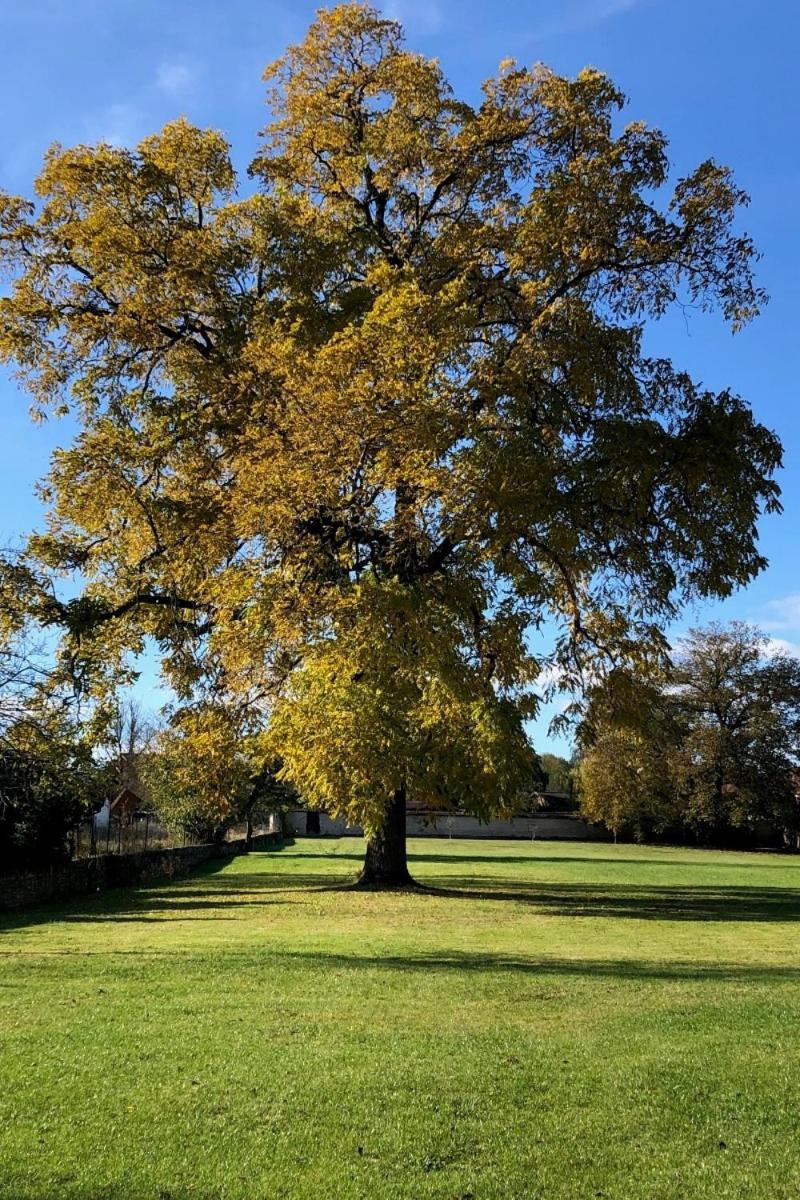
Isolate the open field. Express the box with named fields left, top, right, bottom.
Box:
left=1, top=838, right=800, bottom=1199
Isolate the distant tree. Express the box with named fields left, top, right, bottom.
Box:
left=669, top=624, right=800, bottom=840
left=141, top=706, right=252, bottom=843
left=576, top=625, right=800, bottom=845
left=0, top=6, right=780, bottom=885
left=140, top=704, right=294, bottom=846
left=576, top=671, right=678, bottom=840
left=104, top=696, right=155, bottom=795
left=577, top=729, right=675, bottom=842
left=0, top=722, right=106, bottom=871
left=0, top=615, right=106, bottom=870
left=245, top=760, right=298, bottom=848
left=539, top=753, right=573, bottom=795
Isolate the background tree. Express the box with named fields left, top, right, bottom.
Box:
left=0, top=621, right=106, bottom=869
left=576, top=625, right=800, bottom=845
left=576, top=667, right=679, bottom=840
left=539, top=753, right=573, bottom=795
left=0, top=5, right=781, bottom=885
left=105, top=696, right=155, bottom=795
left=0, top=714, right=106, bottom=870
left=669, top=624, right=800, bottom=840
left=141, top=706, right=255, bottom=844
left=140, top=704, right=294, bottom=847
left=0, top=576, right=109, bottom=868
left=577, top=726, right=675, bottom=842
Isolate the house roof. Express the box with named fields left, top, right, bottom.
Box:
left=109, top=786, right=147, bottom=814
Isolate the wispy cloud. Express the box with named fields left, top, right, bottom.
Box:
left=762, top=594, right=800, bottom=633
left=156, top=60, right=197, bottom=95
left=530, top=0, right=643, bottom=40
left=86, top=102, right=144, bottom=148
left=383, top=0, right=445, bottom=35
left=536, top=663, right=565, bottom=693
left=763, top=636, right=800, bottom=660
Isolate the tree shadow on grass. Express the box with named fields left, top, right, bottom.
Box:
left=4, top=853, right=800, bottom=932
left=0, top=867, right=346, bottom=932
left=268, top=849, right=366, bottom=862
left=1, top=864, right=336, bottom=931
left=419, top=878, right=800, bottom=922
left=266, top=945, right=800, bottom=985
left=3, top=940, right=798, bottom=986
left=60, top=896, right=298, bottom=922
left=409, top=850, right=800, bottom=869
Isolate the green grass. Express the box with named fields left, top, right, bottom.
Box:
left=2, top=838, right=800, bottom=1199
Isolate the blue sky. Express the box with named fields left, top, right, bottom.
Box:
left=0, top=0, right=797, bottom=754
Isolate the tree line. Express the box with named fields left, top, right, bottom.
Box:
left=2, top=619, right=797, bottom=871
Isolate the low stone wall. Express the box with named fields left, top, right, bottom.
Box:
left=284, top=809, right=606, bottom=841
left=0, top=831, right=282, bottom=912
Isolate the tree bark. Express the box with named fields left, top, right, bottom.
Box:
left=356, top=786, right=414, bottom=888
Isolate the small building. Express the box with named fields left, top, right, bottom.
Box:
left=94, top=786, right=148, bottom=832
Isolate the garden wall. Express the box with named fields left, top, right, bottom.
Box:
left=285, top=809, right=606, bottom=841
left=0, top=832, right=282, bottom=912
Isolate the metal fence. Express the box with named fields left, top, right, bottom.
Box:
left=72, top=814, right=280, bottom=859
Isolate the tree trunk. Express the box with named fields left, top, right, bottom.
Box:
left=244, top=810, right=253, bottom=852
left=356, top=786, right=414, bottom=888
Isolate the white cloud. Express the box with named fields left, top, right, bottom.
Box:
left=536, top=663, right=565, bottom=692
left=530, top=0, right=643, bottom=40
left=87, top=103, right=144, bottom=148
left=383, top=0, right=445, bottom=34
left=762, top=594, right=800, bottom=633
left=763, top=637, right=800, bottom=660
left=156, top=61, right=196, bottom=95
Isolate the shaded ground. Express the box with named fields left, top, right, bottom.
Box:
left=1, top=838, right=799, bottom=1199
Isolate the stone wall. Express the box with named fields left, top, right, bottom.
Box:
left=0, top=832, right=282, bottom=912
left=284, top=809, right=606, bottom=841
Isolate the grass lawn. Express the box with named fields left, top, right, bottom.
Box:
left=2, top=838, right=800, bottom=1199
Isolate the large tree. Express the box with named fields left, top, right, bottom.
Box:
left=0, top=6, right=781, bottom=884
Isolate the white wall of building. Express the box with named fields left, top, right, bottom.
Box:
left=284, top=810, right=603, bottom=840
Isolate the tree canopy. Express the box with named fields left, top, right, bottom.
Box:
left=0, top=5, right=781, bottom=882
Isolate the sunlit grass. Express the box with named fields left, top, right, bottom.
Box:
left=2, top=838, right=800, bottom=1199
